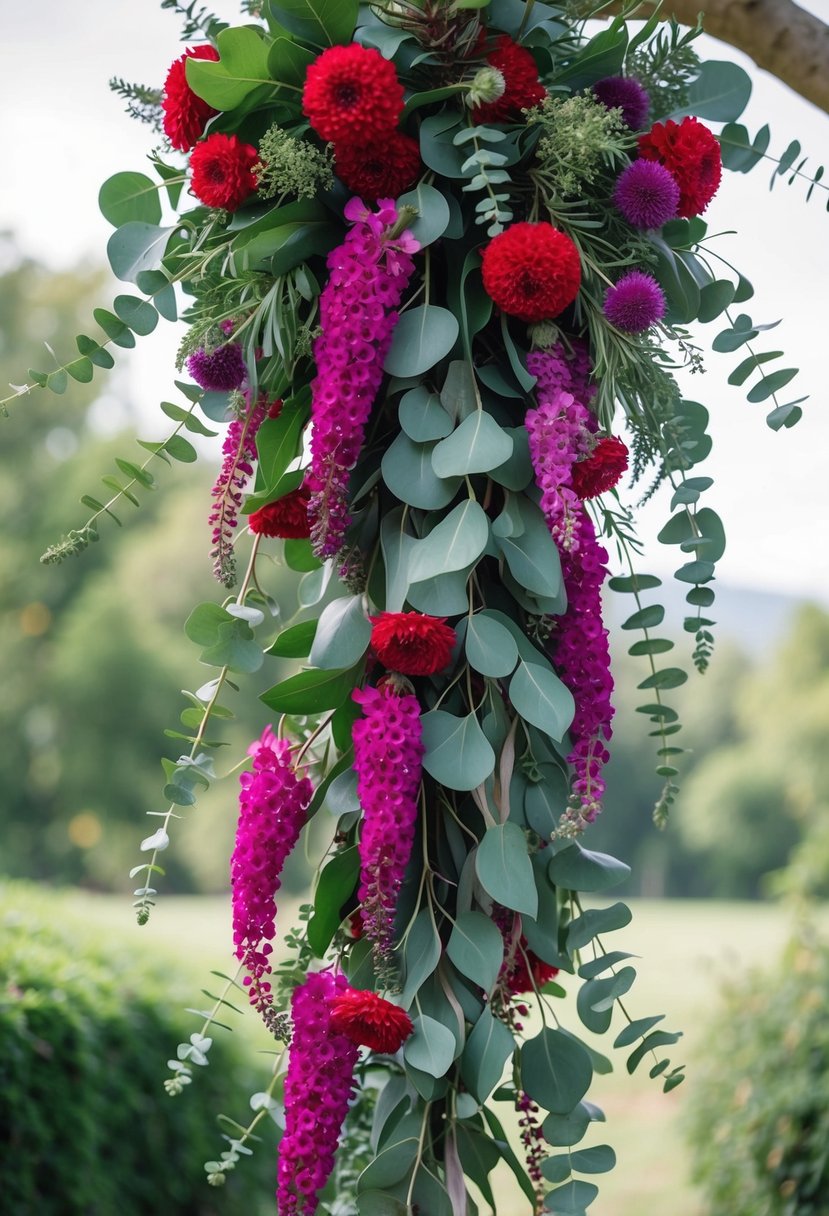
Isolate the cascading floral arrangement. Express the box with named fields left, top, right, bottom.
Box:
left=12, top=0, right=821, bottom=1211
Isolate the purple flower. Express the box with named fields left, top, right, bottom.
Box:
left=593, top=75, right=650, bottom=130
left=231, top=726, right=313, bottom=1011
left=307, top=199, right=419, bottom=559
left=352, top=682, right=423, bottom=962
left=208, top=393, right=267, bottom=586
left=613, top=160, right=680, bottom=229
left=552, top=508, right=615, bottom=829
left=278, top=971, right=358, bottom=1216
left=187, top=341, right=247, bottom=392
left=603, top=270, right=666, bottom=333
left=525, top=343, right=596, bottom=552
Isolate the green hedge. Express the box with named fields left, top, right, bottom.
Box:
left=0, top=883, right=273, bottom=1216
left=686, top=933, right=829, bottom=1216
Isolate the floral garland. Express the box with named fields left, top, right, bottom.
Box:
left=14, top=0, right=818, bottom=1211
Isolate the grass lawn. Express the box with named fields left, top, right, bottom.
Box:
left=43, top=889, right=814, bottom=1216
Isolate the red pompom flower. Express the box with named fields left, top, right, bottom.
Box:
left=370, top=612, right=456, bottom=676
left=248, top=486, right=311, bottom=539
left=638, top=116, right=722, bottom=218
left=190, top=132, right=258, bottom=211
left=504, top=940, right=560, bottom=995
left=472, top=35, right=547, bottom=124
left=303, top=44, right=404, bottom=144
left=334, top=132, right=421, bottom=201
left=571, top=436, right=629, bottom=499
left=162, top=45, right=220, bottom=152
left=482, top=222, right=581, bottom=322
left=329, top=987, right=414, bottom=1053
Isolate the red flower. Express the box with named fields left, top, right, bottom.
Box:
left=472, top=35, right=546, bottom=125
left=481, top=222, right=581, bottom=322
left=190, top=133, right=258, bottom=211
left=162, top=45, right=220, bottom=152
left=504, top=938, right=560, bottom=995
left=329, top=987, right=414, bottom=1053
left=334, top=132, right=421, bottom=201
left=303, top=44, right=404, bottom=144
left=370, top=612, right=456, bottom=676
left=248, top=486, right=311, bottom=539
left=638, top=117, right=722, bottom=218
left=571, top=436, right=629, bottom=499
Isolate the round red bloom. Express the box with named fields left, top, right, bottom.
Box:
left=329, top=987, right=414, bottom=1053
left=482, top=222, right=581, bottom=323
left=303, top=44, right=404, bottom=144
left=334, top=132, right=421, bottom=201
left=248, top=486, right=311, bottom=539
left=504, top=939, right=560, bottom=995
left=571, top=436, right=629, bottom=499
left=162, top=45, right=220, bottom=152
left=370, top=612, right=456, bottom=676
left=638, top=117, right=722, bottom=218
left=472, top=35, right=547, bottom=124
left=190, top=132, right=258, bottom=211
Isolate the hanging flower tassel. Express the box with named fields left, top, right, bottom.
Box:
left=352, top=682, right=423, bottom=966
left=306, top=198, right=419, bottom=559
left=277, top=971, right=358, bottom=1216
left=552, top=508, right=615, bottom=831
left=208, top=393, right=267, bottom=586
left=231, top=726, right=313, bottom=1019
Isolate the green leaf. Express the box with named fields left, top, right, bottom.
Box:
left=567, top=903, right=632, bottom=952
left=66, top=357, right=94, bottom=384
left=309, top=596, right=371, bottom=671
left=621, top=605, right=664, bottom=630
left=284, top=538, right=321, bottom=572
left=525, top=765, right=569, bottom=839
left=460, top=1006, right=515, bottom=1102
left=398, top=387, right=453, bottom=442
left=308, top=846, right=360, bottom=957
left=186, top=26, right=271, bottom=110
left=382, top=433, right=462, bottom=510
left=697, top=279, right=736, bottom=323
left=381, top=507, right=417, bottom=613
left=432, top=411, right=513, bottom=477
left=476, top=823, right=537, bottom=918
left=543, top=1179, right=599, bottom=1214
left=675, top=59, right=752, bottom=122
left=398, top=183, right=451, bottom=247
left=267, top=0, right=358, bottom=46
left=268, top=619, right=318, bottom=659
left=628, top=638, right=674, bottom=657
left=384, top=305, right=460, bottom=378
left=490, top=426, right=533, bottom=491
left=164, top=435, right=198, bottom=463
left=509, top=662, right=575, bottom=744
left=727, top=349, right=783, bottom=386
left=614, top=1014, right=665, bottom=1049
left=113, top=295, right=158, bottom=337
left=200, top=620, right=264, bottom=674
left=522, top=1028, right=593, bottom=1116
left=408, top=565, right=474, bottom=617
left=400, top=910, right=442, bottom=1007
left=542, top=1100, right=605, bottom=1148
left=419, top=113, right=466, bottom=179
left=107, top=223, right=175, bottom=284
left=447, top=911, right=504, bottom=993
left=607, top=574, right=662, bottom=593
left=421, top=710, right=496, bottom=792
left=637, top=667, right=688, bottom=691
left=93, top=309, right=135, bottom=349
left=404, top=1016, right=456, bottom=1077
left=99, top=172, right=162, bottom=228
left=260, top=661, right=364, bottom=715
left=357, top=1137, right=419, bottom=1193
left=267, top=37, right=316, bottom=87
left=494, top=499, right=563, bottom=599
left=627, top=1030, right=683, bottom=1074
left=579, top=951, right=637, bottom=981
left=407, top=500, right=489, bottom=584
left=255, top=397, right=308, bottom=490
left=76, top=335, right=115, bottom=369
left=548, top=844, right=631, bottom=893
left=466, top=612, right=519, bottom=679
left=746, top=367, right=799, bottom=402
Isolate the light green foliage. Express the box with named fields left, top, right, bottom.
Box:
left=528, top=94, right=629, bottom=198
left=256, top=125, right=335, bottom=201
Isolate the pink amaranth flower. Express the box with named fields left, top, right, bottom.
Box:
left=307, top=198, right=419, bottom=559
left=525, top=343, right=596, bottom=552
left=593, top=76, right=650, bottom=130
left=613, top=159, right=680, bottom=229
left=277, top=971, right=358, bottom=1216
left=552, top=508, right=614, bottom=829
left=352, top=682, right=423, bottom=961
left=208, top=394, right=267, bottom=586
left=231, top=726, right=313, bottom=1011
left=604, top=270, right=666, bottom=333
left=187, top=340, right=247, bottom=392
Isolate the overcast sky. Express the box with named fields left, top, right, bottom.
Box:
left=2, top=0, right=828, bottom=603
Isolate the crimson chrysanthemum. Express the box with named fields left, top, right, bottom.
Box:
left=190, top=132, right=258, bottom=211
left=370, top=612, right=456, bottom=676
left=571, top=436, right=629, bottom=499
left=482, top=222, right=581, bottom=323
left=162, top=45, right=219, bottom=152
left=638, top=116, right=722, bottom=218
left=472, top=35, right=546, bottom=124
left=303, top=43, right=404, bottom=144
left=334, top=132, right=421, bottom=201
left=248, top=486, right=311, bottom=539
left=329, top=988, right=414, bottom=1053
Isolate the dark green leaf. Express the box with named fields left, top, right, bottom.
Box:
left=460, top=1006, right=515, bottom=1102
left=308, top=846, right=360, bottom=956
left=447, top=911, right=504, bottom=993
left=384, top=305, right=460, bottom=378
left=567, top=903, right=632, bottom=951
left=404, top=1016, right=456, bottom=1077
left=267, top=619, right=318, bottom=658
left=309, top=596, right=371, bottom=671
left=421, top=710, right=495, bottom=791
left=98, top=171, right=162, bottom=227
left=114, top=295, right=158, bottom=336
left=476, top=824, right=537, bottom=918
left=522, top=1028, right=592, bottom=1115
left=548, top=844, right=631, bottom=893
left=260, top=661, right=364, bottom=715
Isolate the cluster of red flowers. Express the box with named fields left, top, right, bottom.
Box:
left=571, top=435, right=629, bottom=499
left=370, top=611, right=456, bottom=676
left=249, top=485, right=312, bottom=540
left=303, top=43, right=421, bottom=201
left=472, top=34, right=547, bottom=124
left=638, top=116, right=722, bottom=218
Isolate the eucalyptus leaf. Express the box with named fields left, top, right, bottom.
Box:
left=466, top=612, right=519, bottom=679
left=421, top=711, right=496, bottom=791
left=522, top=1028, right=593, bottom=1116
left=460, top=1006, right=515, bottom=1101
left=398, top=388, right=453, bottom=442
left=432, top=411, right=513, bottom=477
left=476, top=823, right=537, bottom=917
left=382, top=432, right=462, bottom=509
left=408, top=500, right=489, bottom=584
left=446, top=911, right=504, bottom=993
left=548, top=844, right=631, bottom=892
left=510, top=662, right=575, bottom=743
left=384, top=306, right=460, bottom=378
left=404, top=1016, right=456, bottom=1077
left=309, top=596, right=371, bottom=671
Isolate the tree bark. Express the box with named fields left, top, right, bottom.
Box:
left=652, top=0, right=829, bottom=114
